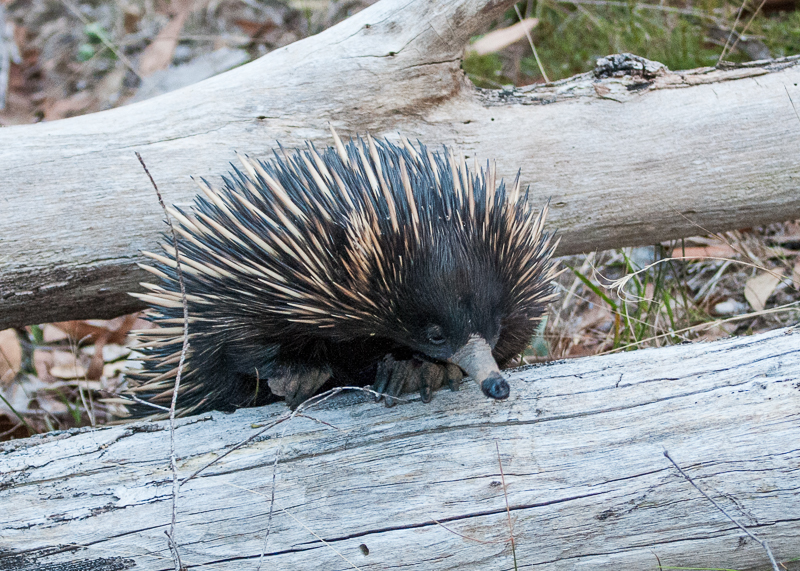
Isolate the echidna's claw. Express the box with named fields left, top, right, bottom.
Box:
left=373, top=355, right=394, bottom=401
left=373, top=356, right=455, bottom=406
left=275, top=366, right=332, bottom=410
left=418, top=361, right=444, bottom=403
left=384, top=359, right=414, bottom=407
left=445, top=364, right=463, bottom=392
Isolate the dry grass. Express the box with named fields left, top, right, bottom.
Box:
left=528, top=224, right=800, bottom=365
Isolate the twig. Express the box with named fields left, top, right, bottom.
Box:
left=720, top=0, right=768, bottom=63
left=0, top=392, right=36, bottom=435
left=0, top=421, right=24, bottom=439
left=226, top=478, right=364, bottom=570
left=77, top=384, right=95, bottom=427
left=280, top=507, right=364, bottom=571
left=428, top=516, right=510, bottom=544
left=182, top=415, right=291, bottom=486
left=164, top=385, right=389, bottom=568
left=652, top=550, right=663, bottom=571
left=69, top=334, right=96, bottom=427
left=663, top=450, right=780, bottom=571
left=426, top=444, right=520, bottom=550
left=514, top=4, right=549, bottom=83
left=256, top=446, right=281, bottom=570
left=256, top=386, right=381, bottom=569
left=785, top=85, right=800, bottom=124
left=555, top=0, right=719, bottom=21
left=58, top=0, right=142, bottom=80
left=294, top=413, right=341, bottom=430
left=136, top=152, right=188, bottom=571
left=496, top=440, right=518, bottom=570
left=718, top=0, right=748, bottom=64
left=182, top=386, right=381, bottom=486
left=118, top=392, right=173, bottom=412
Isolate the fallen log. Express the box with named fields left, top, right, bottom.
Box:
left=1, top=327, right=798, bottom=570
left=1, top=0, right=800, bottom=328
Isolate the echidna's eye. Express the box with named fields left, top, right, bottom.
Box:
left=426, top=325, right=446, bottom=345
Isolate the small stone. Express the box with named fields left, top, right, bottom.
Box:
left=713, top=299, right=749, bottom=316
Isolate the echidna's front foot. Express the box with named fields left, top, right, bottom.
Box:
left=373, top=355, right=463, bottom=407
left=269, top=366, right=332, bottom=410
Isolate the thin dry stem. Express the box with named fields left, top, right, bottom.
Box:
left=136, top=151, right=188, bottom=571
left=496, top=440, right=518, bottom=569
left=428, top=517, right=511, bottom=545
left=722, top=0, right=769, bottom=62
left=601, top=300, right=800, bottom=354
left=664, top=450, right=780, bottom=571
left=609, top=257, right=791, bottom=302
left=514, top=4, right=549, bottom=83
left=58, top=0, right=142, bottom=79
left=718, top=0, right=748, bottom=63
left=226, top=476, right=364, bottom=571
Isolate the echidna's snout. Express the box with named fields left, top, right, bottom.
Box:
left=448, top=335, right=509, bottom=401
left=480, top=373, right=510, bottom=400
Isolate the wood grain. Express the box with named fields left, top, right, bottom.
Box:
left=2, top=327, right=798, bottom=570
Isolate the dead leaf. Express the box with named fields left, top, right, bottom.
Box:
left=593, top=84, right=610, bottom=96
left=52, top=350, right=81, bottom=368
left=50, top=315, right=140, bottom=380
left=53, top=314, right=139, bottom=345
left=64, top=379, right=103, bottom=391
left=744, top=270, right=784, bottom=312
left=42, top=324, right=69, bottom=343
left=695, top=321, right=737, bottom=342
left=43, top=91, right=93, bottom=120
left=52, top=320, right=108, bottom=344
left=0, top=329, right=22, bottom=386
left=577, top=304, right=613, bottom=332
left=712, top=298, right=749, bottom=316
left=234, top=18, right=277, bottom=40
left=83, top=343, right=131, bottom=362
left=0, top=373, right=51, bottom=415
left=123, top=4, right=143, bottom=34
left=33, top=348, right=54, bottom=381
left=469, top=18, right=538, bottom=56
left=104, top=361, right=129, bottom=378
left=50, top=364, right=88, bottom=380
left=138, top=0, right=195, bottom=77
left=670, top=244, right=738, bottom=259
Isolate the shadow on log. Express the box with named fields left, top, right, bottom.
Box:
left=2, top=0, right=800, bottom=327
left=2, top=327, right=798, bottom=570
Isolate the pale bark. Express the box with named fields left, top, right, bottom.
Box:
left=1, top=327, right=798, bottom=570
left=1, top=0, right=800, bottom=328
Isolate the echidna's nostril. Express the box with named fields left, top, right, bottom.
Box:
left=481, top=373, right=510, bottom=400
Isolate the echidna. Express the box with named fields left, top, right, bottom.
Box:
left=126, top=129, right=557, bottom=418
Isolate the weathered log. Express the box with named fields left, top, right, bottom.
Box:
left=1, top=0, right=800, bottom=328
left=1, top=327, right=798, bottom=570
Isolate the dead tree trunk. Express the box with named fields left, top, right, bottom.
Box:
left=1, top=0, right=799, bottom=328
left=1, top=327, right=798, bottom=570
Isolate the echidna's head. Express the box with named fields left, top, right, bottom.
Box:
left=389, top=238, right=511, bottom=399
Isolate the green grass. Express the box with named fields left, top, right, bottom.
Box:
left=564, top=249, right=703, bottom=353
left=464, top=0, right=780, bottom=87
left=754, top=9, right=800, bottom=56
